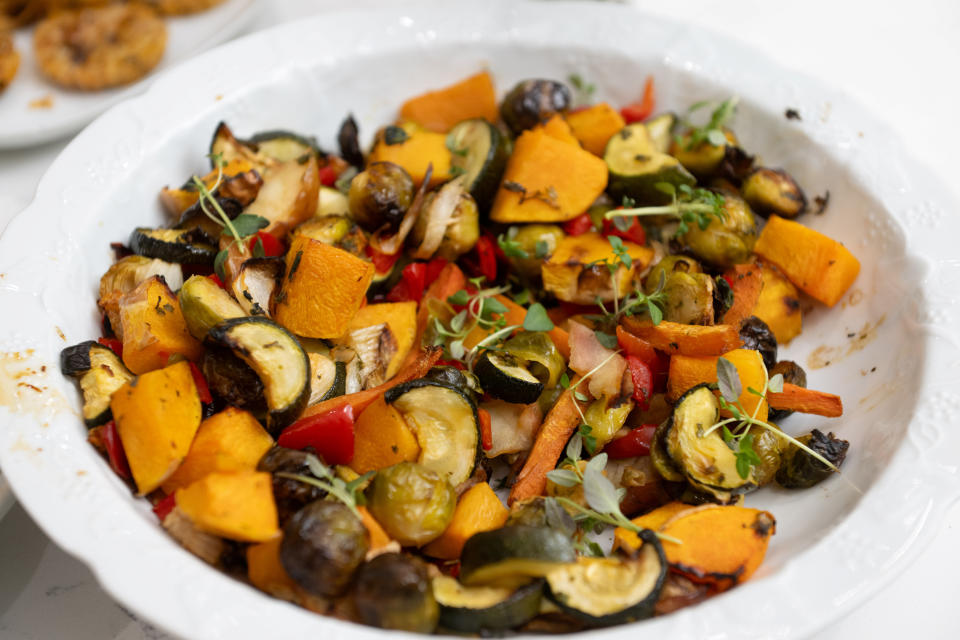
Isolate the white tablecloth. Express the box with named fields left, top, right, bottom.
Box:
left=2, top=1, right=958, bottom=637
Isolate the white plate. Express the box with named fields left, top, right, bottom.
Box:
left=0, top=0, right=260, bottom=149
left=0, top=472, right=13, bottom=521
left=0, top=2, right=958, bottom=638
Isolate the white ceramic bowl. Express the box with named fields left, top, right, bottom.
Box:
left=1, top=3, right=958, bottom=638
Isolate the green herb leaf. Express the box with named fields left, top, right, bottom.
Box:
left=229, top=214, right=269, bottom=238
left=447, top=289, right=470, bottom=306
left=252, top=236, right=265, bottom=258
left=546, top=468, right=581, bottom=487
left=497, top=232, right=529, bottom=259
left=484, top=297, right=509, bottom=316
left=574, top=390, right=589, bottom=403
left=450, top=309, right=468, bottom=333
left=716, top=357, right=742, bottom=403
left=566, top=431, right=583, bottom=461
left=594, top=330, right=618, bottom=349
left=582, top=453, right=621, bottom=516
left=534, top=240, right=550, bottom=259
left=560, top=372, right=571, bottom=389
left=543, top=497, right=577, bottom=537
left=647, top=300, right=663, bottom=326
left=213, top=249, right=229, bottom=282
left=579, top=424, right=597, bottom=455
left=449, top=339, right=465, bottom=360
left=511, top=288, right=531, bottom=305
left=523, top=302, right=555, bottom=331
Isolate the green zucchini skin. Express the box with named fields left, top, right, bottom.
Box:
left=129, top=227, right=217, bottom=265
left=207, top=316, right=309, bottom=434
left=246, top=129, right=321, bottom=162
left=60, top=341, right=135, bottom=427
left=318, top=360, right=347, bottom=403
left=644, top=112, right=676, bottom=153
left=474, top=350, right=543, bottom=404
left=458, top=525, right=576, bottom=587
left=604, top=123, right=695, bottom=204
left=545, top=530, right=667, bottom=627
left=446, top=118, right=508, bottom=212
left=436, top=578, right=543, bottom=633
left=385, top=377, right=480, bottom=487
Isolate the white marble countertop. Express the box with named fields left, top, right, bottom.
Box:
left=2, top=1, right=959, bottom=638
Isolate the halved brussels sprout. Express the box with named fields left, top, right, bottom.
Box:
left=669, top=128, right=738, bottom=177
left=739, top=316, right=778, bottom=370
left=365, top=462, right=456, bottom=546
left=292, top=214, right=367, bottom=256
left=353, top=553, right=439, bottom=633
left=680, top=191, right=757, bottom=268
left=776, top=429, right=849, bottom=489
left=503, top=224, right=564, bottom=281
left=661, top=272, right=715, bottom=325
left=348, top=161, right=415, bottom=232
left=500, top=79, right=571, bottom=134
left=644, top=255, right=702, bottom=294
left=741, top=167, right=807, bottom=219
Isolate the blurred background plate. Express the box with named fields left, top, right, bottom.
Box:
left=0, top=0, right=260, bottom=149
left=0, top=472, right=13, bottom=521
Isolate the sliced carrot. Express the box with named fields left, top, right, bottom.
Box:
left=399, top=71, right=498, bottom=133
left=753, top=215, right=860, bottom=307
left=416, top=262, right=467, bottom=340
left=509, top=385, right=585, bottom=505
left=720, top=263, right=763, bottom=327
left=768, top=383, right=843, bottom=417
left=620, top=317, right=742, bottom=356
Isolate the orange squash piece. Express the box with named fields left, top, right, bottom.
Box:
left=398, top=71, right=498, bottom=133
left=667, top=349, right=769, bottom=422
left=274, top=235, right=374, bottom=339
left=612, top=501, right=696, bottom=552
left=159, top=158, right=253, bottom=216
left=753, top=215, right=860, bottom=307
left=348, top=301, right=417, bottom=379
left=541, top=232, right=654, bottom=304
left=110, top=360, right=202, bottom=495
left=753, top=261, right=802, bottom=345
left=247, top=537, right=300, bottom=601
left=118, top=275, right=203, bottom=375
left=160, top=407, right=274, bottom=494
left=565, top=102, right=626, bottom=156
left=176, top=470, right=280, bottom=542
left=461, top=294, right=570, bottom=358
left=423, top=482, right=509, bottom=559
left=768, top=383, right=843, bottom=417
left=490, top=128, right=608, bottom=223
left=720, top=263, right=763, bottom=327
left=350, top=395, right=420, bottom=474
left=368, top=123, right=452, bottom=187
left=509, top=384, right=586, bottom=505
left=357, top=506, right=394, bottom=551
left=535, top=114, right=580, bottom=146
left=620, top=317, right=743, bottom=356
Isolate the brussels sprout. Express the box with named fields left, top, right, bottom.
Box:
left=292, top=214, right=367, bottom=256
left=661, top=272, right=715, bottom=325
left=680, top=191, right=757, bottom=268
left=506, top=497, right=550, bottom=527
left=768, top=360, right=807, bottom=422
left=410, top=182, right=479, bottom=260
left=257, top=447, right=326, bottom=524
left=776, top=430, right=849, bottom=489
left=503, top=224, right=564, bottom=280
left=741, top=168, right=807, bottom=219
left=200, top=346, right=265, bottom=409
left=644, top=255, right=701, bottom=295
left=738, top=316, right=778, bottom=370
left=748, top=425, right=784, bottom=486
left=353, top=553, right=439, bottom=633
left=280, top=500, right=368, bottom=597
left=366, top=462, right=456, bottom=546
left=348, top=161, right=415, bottom=232
left=669, top=128, right=738, bottom=177
left=500, top=79, right=572, bottom=134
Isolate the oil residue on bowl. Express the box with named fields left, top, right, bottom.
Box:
left=807, top=315, right=885, bottom=370
left=0, top=350, right=72, bottom=426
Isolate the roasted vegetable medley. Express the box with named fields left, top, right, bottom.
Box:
left=62, top=70, right=859, bottom=633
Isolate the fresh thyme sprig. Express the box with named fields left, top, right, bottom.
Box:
left=677, top=96, right=739, bottom=150
left=276, top=453, right=374, bottom=519
left=193, top=152, right=248, bottom=255
left=568, top=73, right=596, bottom=108
left=605, top=183, right=726, bottom=236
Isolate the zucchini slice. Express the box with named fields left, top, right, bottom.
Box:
left=459, top=525, right=576, bottom=588
left=231, top=257, right=283, bottom=317
left=60, top=341, right=135, bottom=427
left=385, top=378, right=479, bottom=487
left=665, top=384, right=755, bottom=498
left=446, top=119, right=508, bottom=211
left=300, top=339, right=347, bottom=405
left=500, top=331, right=565, bottom=388
left=474, top=350, right=543, bottom=404
left=247, top=129, right=320, bottom=163
left=209, top=122, right=267, bottom=170
left=545, top=536, right=666, bottom=626
left=434, top=576, right=542, bottom=633
left=129, top=227, right=217, bottom=265
left=178, top=275, right=246, bottom=340
left=207, top=317, right=309, bottom=432
left=644, top=112, right=676, bottom=154
left=605, top=123, right=695, bottom=204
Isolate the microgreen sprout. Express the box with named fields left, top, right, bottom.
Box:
left=605, top=183, right=726, bottom=237
left=192, top=152, right=247, bottom=255
left=677, top=96, right=739, bottom=150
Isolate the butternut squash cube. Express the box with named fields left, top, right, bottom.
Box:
left=176, top=470, right=280, bottom=542
left=565, top=103, right=626, bottom=156
left=423, top=482, right=508, bottom=560
left=399, top=71, right=498, bottom=133
left=274, top=236, right=374, bottom=339
left=535, top=114, right=580, bottom=147
left=247, top=537, right=301, bottom=602
left=667, top=348, right=769, bottom=422
left=350, top=395, right=420, bottom=474
left=118, top=275, right=203, bottom=375
left=541, top=231, right=653, bottom=304
left=161, top=407, right=274, bottom=494
left=110, top=360, right=202, bottom=495
left=753, top=261, right=802, bottom=345
left=368, top=123, right=452, bottom=187
left=347, top=301, right=417, bottom=380
left=490, top=128, right=608, bottom=223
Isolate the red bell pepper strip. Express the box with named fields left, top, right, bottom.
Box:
left=626, top=356, right=653, bottom=410
left=278, top=404, right=355, bottom=465
left=97, top=336, right=123, bottom=358
left=604, top=424, right=657, bottom=459
left=366, top=245, right=401, bottom=275
left=188, top=361, right=213, bottom=404
left=247, top=230, right=284, bottom=257
left=208, top=273, right=227, bottom=290
left=387, top=262, right=426, bottom=303
left=153, top=493, right=177, bottom=522
left=562, top=213, right=593, bottom=236
left=102, top=420, right=131, bottom=480
left=621, top=76, right=656, bottom=124
left=318, top=165, right=338, bottom=187
left=425, top=257, right=449, bottom=283
left=602, top=216, right=646, bottom=245
left=475, top=236, right=498, bottom=283
left=478, top=408, right=493, bottom=452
